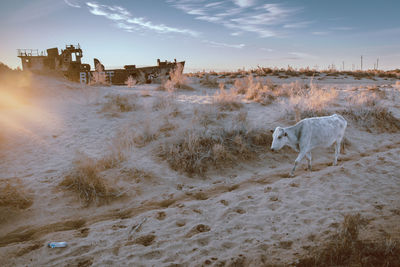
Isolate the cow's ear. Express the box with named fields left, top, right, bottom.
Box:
left=270, top=129, right=274, bottom=133
left=284, top=132, right=288, bottom=136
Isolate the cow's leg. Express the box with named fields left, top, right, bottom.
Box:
left=290, top=150, right=307, bottom=176
left=306, top=152, right=312, bottom=171
left=334, top=137, right=343, bottom=165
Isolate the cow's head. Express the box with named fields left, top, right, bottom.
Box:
left=270, top=127, right=288, bottom=151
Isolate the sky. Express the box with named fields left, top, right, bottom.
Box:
left=0, top=0, right=399, bottom=72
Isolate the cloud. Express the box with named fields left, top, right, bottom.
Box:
left=260, top=48, right=274, bottom=52
left=233, top=0, right=255, bottom=8
left=167, top=0, right=304, bottom=38
left=289, top=52, right=317, bottom=59
left=64, top=0, right=81, bottom=8
left=86, top=2, right=199, bottom=37
left=283, top=21, right=312, bottom=29
left=202, top=40, right=245, bottom=49
left=312, top=31, right=329, bottom=35
left=330, top=26, right=353, bottom=31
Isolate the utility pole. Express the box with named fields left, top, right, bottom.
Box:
left=360, top=55, right=363, bottom=71
left=376, top=58, right=379, bottom=70
left=342, top=61, right=345, bottom=71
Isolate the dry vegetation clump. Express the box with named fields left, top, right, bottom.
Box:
left=0, top=179, right=32, bottom=210
left=90, top=62, right=109, bottom=86
left=121, top=167, right=154, bottom=182
left=97, top=145, right=126, bottom=170
left=340, top=105, right=400, bottom=133
left=213, top=83, right=243, bottom=111
left=158, top=111, right=272, bottom=176
left=101, top=94, right=140, bottom=115
left=297, top=214, right=400, bottom=267
left=192, top=104, right=226, bottom=128
left=282, top=81, right=338, bottom=122
left=152, top=95, right=180, bottom=117
left=199, top=74, right=219, bottom=88
left=125, top=75, right=137, bottom=87
left=394, top=80, right=400, bottom=90
left=158, top=63, right=194, bottom=92
left=341, top=89, right=400, bottom=132
left=60, top=153, right=121, bottom=205
left=132, top=121, right=159, bottom=147
left=243, top=77, right=277, bottom=105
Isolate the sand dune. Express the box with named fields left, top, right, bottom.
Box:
left=0, top=73, right=399, bottom=266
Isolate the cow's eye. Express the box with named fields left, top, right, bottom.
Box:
left=278, top=136, right=282, bottom=139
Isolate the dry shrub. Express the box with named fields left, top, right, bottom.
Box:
left=394, top=80, right=400, bottom=90
left=60, top=153, right=121, bottom=205
left=121, top=167, right=154, bottom=182
left=199, top=74, right=219, bottom=88
left=277, top=80, right=309, bottom=98
left=158, top=63, right=194, bottom=92
left=132, top=121, right=159, bottom=147
left=297, top=214, right=400, bottom=267
left=97, top=145, right=126, bottom=169
left=158, top=123, right=272, bottom=176
left=283, top=81, right=338, bottom=122
left=346, top=89, right=380, bottom=107
left=340, top=105, right=400, bottom=133
left=342, top=88, right=400, bottom=132
left=125, top=75, right=137, bottom=88
left=192, top=104, right=225, bottom=128
left=90, top=62, right=109, bottom=86
left=233, top=75, right=253, bottom=94
left=152, top=95, right=180, bottom=118
left=213, top=83, right=243, bottom=111
left=101, top=94, right=139, bottom=115
left=233, top=75, right=277, bottom=105
left=0, top=180, right=32, bottom=210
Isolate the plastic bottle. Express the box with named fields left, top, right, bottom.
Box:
left=48, top=242, right=68, bottom=248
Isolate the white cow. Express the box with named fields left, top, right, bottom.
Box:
left=271, top=114, right=347, bottom=176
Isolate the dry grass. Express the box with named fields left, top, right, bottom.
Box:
left=101, top=94, right=140, bottom=115
left=90, top=62, right=109, bottom=86
left=341, top=87, right=400, bottom=132
left=121, top=167, right=154, bottom=182
left=297, top=214, right=400, bottom=266
left=282, top=81, right=338, bottom=122
left=125, top=75, right=137, bottom=88
left=158, top=117, right=272, bottom=176
left=132, top=121, right=159, bottom=147
left=60, top=153, right=121, bottom=205
left=213, top=83, right=243, bottom=111
left=0, top=179, right=32, bottom=210
left=394, top=80, right=400, bottom=90
left=199, top=74, right=219, bottom=88
left=158, top=63, right=194, bottom=92
left=340, top=105, right=400, bottom=133
left=189, top=68, right=400, bottom=81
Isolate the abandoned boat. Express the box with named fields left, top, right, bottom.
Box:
left=17, top=44, right=185, bottom=85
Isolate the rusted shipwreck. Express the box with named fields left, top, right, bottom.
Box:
left=17, top=44, right=185, bottom=85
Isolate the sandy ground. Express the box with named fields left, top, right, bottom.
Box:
left=0, top=73, right=399, bottom=266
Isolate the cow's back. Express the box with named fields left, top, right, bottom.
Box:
left=300, top=114, right=346, bottom=149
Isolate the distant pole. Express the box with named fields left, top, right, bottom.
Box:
left=361, top=55, right=363, bottom=71
left=342, top=61, right=345, bottom=71
left=376, top=58, right=379, bottom=70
